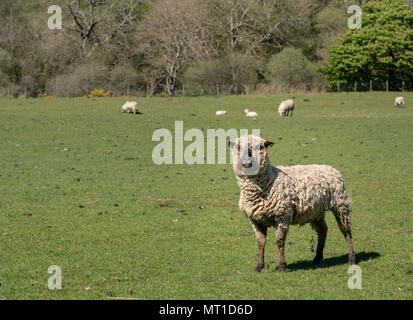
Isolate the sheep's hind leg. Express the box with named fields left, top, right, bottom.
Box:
left=310, top=217, right=328, bottom=264
left=275, top=224, right=289, bottom=272
left=250, top=221, right=267, bottom=274
left=333, top=207, right=356, bottom=265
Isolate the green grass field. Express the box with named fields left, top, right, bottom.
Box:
left=0, top=92, right=412, bottom=299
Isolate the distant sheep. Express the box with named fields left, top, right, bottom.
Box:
left=229, top=135, right=356, bottom=273
left=278, top=99, right=294, bottom=117
left=246, top=111, right=258, bottom=117
left=121, top=101, right=139, bottom=114
left=216, top=110, right=227, bottom=115
left=394, top=97, right=405, bottom=108
left=244, top=109, right=250, bottom=114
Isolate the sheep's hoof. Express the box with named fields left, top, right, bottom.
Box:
left=278, top=263, right=287, bottom=272
left=253, top=266, right=263, bottom=274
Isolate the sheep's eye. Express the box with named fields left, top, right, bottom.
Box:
left=260, top=145, right=265, bottom=150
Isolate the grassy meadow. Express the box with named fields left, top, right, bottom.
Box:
left=0, top=92, right=412, bottom=299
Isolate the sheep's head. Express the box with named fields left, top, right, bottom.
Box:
left=229, top=135, right=274, bottom=177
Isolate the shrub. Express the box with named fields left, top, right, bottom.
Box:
left=88, top=89, right=112, bottom=98
left=182, top=54, right=261, bottom=95
left=47, top=63, right=108, bottom=97
left=266, top=48, right=325, bottom=93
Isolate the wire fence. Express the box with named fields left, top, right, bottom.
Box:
left=327, top=79, right=413, bottom=93
left=1, top=79, right=412, bottom=99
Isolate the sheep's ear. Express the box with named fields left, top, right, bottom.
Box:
left=264, top=141, right=275, bottom=148
left=228, top=141, right=236, bottom=149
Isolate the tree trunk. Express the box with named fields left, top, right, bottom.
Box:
left=166, top=77, right=176, bottom=96
left=146, top=80, right=155, bottom=97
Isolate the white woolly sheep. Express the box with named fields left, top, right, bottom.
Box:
left=229, top=135, right=356, bottom=273
left=216, top=110, right=227, bottom=115
left=121, top=101, right=139, bottom=114
left=394, top=97, right=405, bottom=108
left=278, top=99, right=294, bottom=117
left=246, top=111, right=258, bottom=117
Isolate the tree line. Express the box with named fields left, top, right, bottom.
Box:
left=0, top=0, right=412, bottom=98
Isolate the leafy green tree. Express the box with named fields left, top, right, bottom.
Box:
left=321, top=0, right=413, bottom=88
left=266, top=48, right=323, bottom=92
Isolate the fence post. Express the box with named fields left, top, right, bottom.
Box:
left=370, top=80, right=372, bottom=92
left=386, top=80, right=388, bottom=92
left=402, top=80, right=405, bottom=92
left=354, top=80, right=357, bottom=93
left=337, top=81, right=340, bottom=92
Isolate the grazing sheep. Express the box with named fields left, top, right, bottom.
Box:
left=216, top=110, right=227, bottom=115
left=394, top=97, right=405, bottom=108
left=278, top=99, right=294, bottom=117
left=246, top=111, right=258, bottom=117
left=229, top=135, right=356, bottom=273
left=121, top=101, right=139, bottom=114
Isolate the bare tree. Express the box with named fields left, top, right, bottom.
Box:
left=65, top=0, right=143, bottom=59
left=208, top=0, right=287, bottom=54
left=136, top=0, right=216, bottom=96
left=206, top=0, right=289, bottom=92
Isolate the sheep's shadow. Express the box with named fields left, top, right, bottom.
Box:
left=284, top=251, right=380, bottom=272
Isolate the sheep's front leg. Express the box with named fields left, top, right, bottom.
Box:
left=250, top=220, right=267, bottom=274
left=275, top=224, right=289, bottom=272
